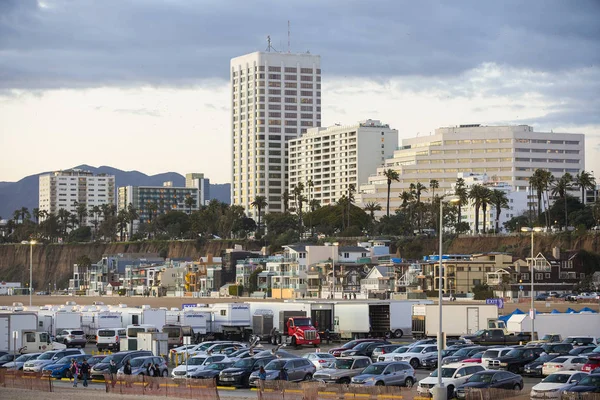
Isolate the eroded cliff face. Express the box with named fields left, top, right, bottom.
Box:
left=1, top=234, right=599, bottom=290
left=0, top=240, right=258, bottom=290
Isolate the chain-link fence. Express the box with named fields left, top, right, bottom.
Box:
left=103, top=374, right=219, bottom=400
left=0, top=369, right=53, bottom=392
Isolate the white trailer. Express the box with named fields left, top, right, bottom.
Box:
left=389, top=300, right=433, bottom=338
left=181, top=310, right=209, bottom=335
left=507, top=313, right=600, bottom=338
left=333, top=301, right=394, bottom=340
left=208, top=303, right=252, bottom=340
left=411, top=304, right=499, bottom=338
left=249, top=301, right=311, bottom=331
left=37, top=310, right=82, bottom=337
left=0, top=312, right=53, bottom=354
left=120, top=306, right=166, bottom=331
left=81, top=311, right=122, bottom=341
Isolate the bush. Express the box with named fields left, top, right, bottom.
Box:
left=472, top=284, right=494, bottom=300
left=228, top=285, right=243, bottom=296
left=118, top=288, right=127, bottom=296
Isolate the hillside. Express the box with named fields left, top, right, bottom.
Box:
left=0, top=165, right=231, bottom=218
left=1, top=233, right=599, bottom=291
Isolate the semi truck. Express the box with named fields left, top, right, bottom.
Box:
left=411, top=304, right=500, bottom=338
left=0, top=312, right=59, bottom=354
left=272, top=311, right=320, bottom=348
left=507, top=313, right=600, bottom=339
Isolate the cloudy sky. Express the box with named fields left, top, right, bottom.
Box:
left=1, top=0, right=599, bottom=184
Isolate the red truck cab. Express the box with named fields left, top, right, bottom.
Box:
left=286, top=316, right=320, bottom=347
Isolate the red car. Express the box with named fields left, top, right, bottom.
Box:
left=461, top=351, right=484, bottom=364
left=582, top=356, right=600, bottom=373
left=328, top=339, right=389, bottom=357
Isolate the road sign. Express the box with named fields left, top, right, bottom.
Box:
left=182, top=303, right=197, bottom=309
left=519, top=285, right=523, bottom=290
left=486, top=298, right=504, bottom=309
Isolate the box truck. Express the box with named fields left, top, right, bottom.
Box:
left=411, top=304, right=499, bottom=338
left=0, top=312, right=56, bottom=354
left=507, top=313, right=600, bottom=339
left=333, top=301, right=391, bottom=339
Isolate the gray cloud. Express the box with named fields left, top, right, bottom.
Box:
left=0, top=0, right=599, bottom=89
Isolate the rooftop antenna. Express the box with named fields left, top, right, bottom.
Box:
left=288, top=20, right=291, bottom=53
left=266, top=35, right=278, bottom=52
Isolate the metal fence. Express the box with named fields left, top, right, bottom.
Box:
left=0, top=369, right=53, bottom=392
left=103, top=374, right=219, bottom=400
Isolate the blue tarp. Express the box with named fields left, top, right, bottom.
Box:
left=499, top=308, right=526, bottom=323
left=566, top=307, right=578, bottom=314
left=580, top=307, right=597, bottom=313
left=551, top=309, right=561, bottom=314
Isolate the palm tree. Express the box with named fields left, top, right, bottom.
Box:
left=429, top=179, right=439, bottom=201
left=363, top=202, right=382, bottom=221
left=184, top=195, right=196, bottom=214
left=293, top=182, right=306, bottom=230
left=468, top=184, right=487, bottom=233
left=480, top=187, right=492, bottom=233
left=19, top=207, right=30, bottom=223
left=117, top=209, right=129, bottom=241
left=454, top=178, right=468, bottom=228
left=489, top=189, right=509, bottom=233
left=251, top=196, right=268, bottom=236
left=282, top=190, right=290, bottom=213
left=32, top=208, right=41, bottom=225
left=68, top=214, right=79, bottom=230
left=91, top=205, right=101, bottom=235
left=74, top=202, right=88, bottom=226
left=574, top=170, right=596, bottom=205
left=552, top=173, right=573, bottom=228
left=127, top=203, right=139, bottom=239
left=530, top=169, right=554, bottom=226
left=415, top=182, right=428, bottom=233
left=57, top=208, right=70, bottom=236
left=383, top=169, right=400, bottom=217
left=147, top=201, right=158, bottom=223
left=399, top=191, right=414, bottom=209
left=347, top=184, right=356, bottom=229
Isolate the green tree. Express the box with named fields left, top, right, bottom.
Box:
left=117, top=209, right=129, bottom=241
left=489, top=189, right=509, bottom=233
left=530, top=169, right=553, bottom=226
left=552, top=173, right=574, bottom=228
left=127, top=203, right=139, bottom=240
left=454, top=178, right=468, bottom=230
left=74, top=201, right=88, bottom=226
left=282, top=190, right=290, bottom=214
left=414, top=182, right=428, bottom=233
left=574, top=170, right=596, bottom=206
left=248, top=267, right=264, bottom=293
left=32, top=208, right=41, bottom=225
left=91, top=205, right=101, bottom=236
left=363, top=202, right=382, bottom=221
left=57, top=208, right=71, bottom=236
left=251, top=195, right=268, bottom=237
left=383, top=169, right=400, bottom=217
left=184, top=194, right=196, bottom=215
left=480, top=187, right=492, bottom=233
left=468, top=184, right=487, bottom=233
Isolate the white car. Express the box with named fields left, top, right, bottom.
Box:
left=303, top=352, right=337, bottom=369
left=417, top=363, right=486, bottom=397
left=189, top=342, right=246, bottom=357
left=393, top=345, right=438, bottom=369
left=542, top=356, right=588, bottom=376
left=481, top=347, right=512, bottom=368
left=171, top=354, right=229, bottom=378
left=377, top=346, right=411, bottom=362
left=530, top=371, right=589, bottom=399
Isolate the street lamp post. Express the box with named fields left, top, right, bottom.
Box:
left=432, top=196, right=459, bottom=400
left=522, top=227, right=542, bottom=341
left=29, top=240, right=36, bottom=306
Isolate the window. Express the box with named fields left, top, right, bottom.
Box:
left=545, top=273, right=550, bottom=278
left=220, top=310, right=226, bottom=316
left=343, top=253, right=349, bottom=258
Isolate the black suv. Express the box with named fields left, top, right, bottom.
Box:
left=487, top=347, right=545, bottom=374
left=219, top=356, right=275, bottom=388
left=91, top=350, right=153, bottom=380
left=542, top=343, right=573, bottom=355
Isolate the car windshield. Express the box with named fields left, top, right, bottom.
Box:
left=441, top=349, right=454, bottom=357
left=341, top=341, right=358, bottom=349
left=103, top=353, right=126, bottom=364
left=431, top=368, right=457, bottom=378
left=454, top=348, right=473, bottom=357
left=542, top=374, right=570, bottom=384
left=56, top=356, right=73, bottom=364
left=265, top=360, right=287, bottom=371
left=393, top=347, right=410, bottom=354
left=578, top=376, right=600, bottom=387
left=16, top=354, right=35, bottom=362
left=483, top=350, right=499, bottom=358
left=130, top=358, right=151, bottom=368
left=472, top=330, right=486, bottom=336
left=229, top=349, right=247, bottom=357
left=207, top=363, right=226, bottom=370
left=410, top=346, right=426, bottom=353
left=550, top=358, right=568, bottom=363
left=468, top=373, right=494, bottom=383
left=293, top=318, right=312, bottom=327
left=506, top=349, right=525, bottom=358
left=334, top=359, right=354, bottom=369
left=317, top=354, right=335, bottom=359
left=233, top=358, right=254, bottom=368
left=187, top=357, right=207, bottom=366
left=37, top=352, right=57, bottom=361
left=564, top=338, right=592, bottom=344
left=0, top=354, right=14, bottom=362
left=535, top=355, right=557, bottom=363
left=361, top=364, right=386, bottom=375
left=353, top=342, right=372, bottom=350
left=196, top=343, right=214, bottom=351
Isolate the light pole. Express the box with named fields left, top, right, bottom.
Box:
left=521, top=227, right=542, bottom=341
left=433, top=196, right=459, bottom=400
left=29, top=240, right=36, bottom=306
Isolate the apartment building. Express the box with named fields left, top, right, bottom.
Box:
left=230, top=51, right=321, bottom=217
left=118, top=182, right=199, bottom=226
left=357, top=124, right=585, bottom=217
left=38, top=169, right=115, bottom=225
left=288, top=119, right=398, bottom=206
left=185, top=173, right=210, bottom=206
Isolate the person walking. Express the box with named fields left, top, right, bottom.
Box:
left=258, top=365, right=267, bottom=399
left=145, top=362, right=155, bottom=391
left=153, top=363, right=161, bottom=390
left=109, top=360, right=118, bottom=388
left=123, top=359, right=132, bottom=388
left=70, top=359, right=80, bottom=387
left=80, top=359, right=90, bottom=387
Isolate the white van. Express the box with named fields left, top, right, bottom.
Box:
left=96, top=328, right=127, bottom=351
left=122, top=324, right=159, bottom=351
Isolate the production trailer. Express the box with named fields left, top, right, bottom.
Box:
left=389, top=300, right=433, bottom=339
left=81, top=311, right=122, bottom=341
left=38, top=310, right=82, bottom=338
left=411, top=304, right=499, bottom=338
left=0, top=312, right=54, bottom=354
left=333, top=301, right=392, bottom=340
left=507, top=313, right=600, bottom=339
left=207, top=303, right=252, bottom=341
left=120, top=306, right=166, bottom=331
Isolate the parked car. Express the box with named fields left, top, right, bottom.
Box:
left=582, top=357, right=600, bottom=373
left=487, top=347, right=545, bottom=374
left=313, top=356, right=372, bottom=384
left=536, top=293, right=550, bottom=301
left=377, top=346, right=411, bottom=362
left=563, top=336, right=598, bottom=347
left=188, top=361, right=234, bottom=382
left=370, top=345, right=403, bottom=362
left=1, top=353, right=41, bottom=370
left=55, top=329, right=87, bottom=348
left=542, top=343, right=574, bottom=355
left=441, top=346, right=487, bottom=365
left=24, top=349, right=85, bottom=372
left=117, top=356, right=168, bottom=377
left=0, top=354, right=17, bottom=367
left=42, top=354, right=88, bottom=379
left=524, top=354, right=560, bottom=377
left=351, top=361, right=415, bottom=387
left=90, top=350, right=153, bottom=380
left=171, top=354, right=229, bottom=378
left=86, top=355, right=107, bottom=367
left=454, top=370, right=523, bottom=399
left=542, top=356, right=588, bottom=376
left=570, top=346, right=597, bottom=356
left=561, top=374, right=600, bottom=396
left=303, top=352, right=336, bottom=369
left=328, top=339, right=389, bottom=357
left=530, top=371, right=589, bottom=399
left=481, top=348, right=513, bottom=368
left=393, top=345, right=438, bottom=369
left=421, top=348, right=462, bottom=369
left=218, top=356, right=275, bottom=388
left=96, top=328, right=126, bottom=351
left=192, top=342, right=245, bottom=357
left=248, top=358, right=315, bottom=386
left=461, top=352, right=484, bottom=364
left=340, top=341, right=386, bottom=358
left=418, top=363, right=486, bottom=399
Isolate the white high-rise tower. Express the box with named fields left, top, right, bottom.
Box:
left=230, top=50, right=321, bottom=217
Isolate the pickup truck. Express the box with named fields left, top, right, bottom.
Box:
left=461, top=329, right=531, bottom=346
left=487, top=347, right=545, bottom=374
left=528, top=334, right=562, bottom=345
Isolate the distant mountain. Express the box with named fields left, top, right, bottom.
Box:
left=0, top=165, right=230, bottom=218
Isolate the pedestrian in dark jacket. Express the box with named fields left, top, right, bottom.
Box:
left=80, top=359, right=90, bottom=387
left=109, top=360, right=118, bottom=388
left=123, top=360, right=132, bottom=387
left=70, top=360, right=80, bottom=387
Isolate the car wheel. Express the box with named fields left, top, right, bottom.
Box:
left=409, top=358, right=420, bottom=369
left=508, top=365, right=519, bottom=374
left=375, top=381, right=384, bottom=386
left=304, top=374, right=312, bottom=381
left=404, top=377, right=414, bottom=388
left=394, top=329, right=403, bottom=339
left=446, top=385, right=454, bottom=398
left=162, top=370, right=168, bottom=377
left=339, top=377, right=351, bottom=385
left=291, top=336, right=297, bottom=348
left=66, top=370, right=72, bottom=379
left=513, top=383, right=521, bottom=391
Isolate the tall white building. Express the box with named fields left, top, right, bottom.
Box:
left=185, top=173, right=210, bottom=206
left=357, top=124, right=585, bottom=216
left=288, top=119, right=398, bottom=207
left=39, top=169, right=115, bottom=225
left=230, top=51, right=321, bottom=217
